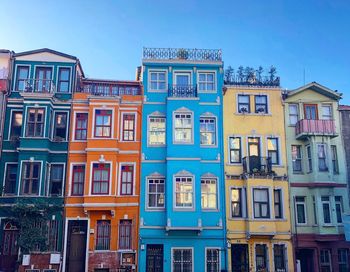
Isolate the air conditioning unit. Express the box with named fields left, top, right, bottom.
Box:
left=120, top=252, right=136, bottom=266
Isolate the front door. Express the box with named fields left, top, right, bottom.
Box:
left=0, top=222, right=19, bottom=272
left=146, top=244, right=163, bottom=272
left=35, top=67, right=52, bottom=92
left=304, top=104, right=318, bottom=120
left=231, top=244, right=249, bottom=272
left=66, top=220, right=87, bottom=272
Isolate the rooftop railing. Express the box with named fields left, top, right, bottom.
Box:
left=76, top=81, right=141, bottom=96
left=143, top=47, right=222, bottom=62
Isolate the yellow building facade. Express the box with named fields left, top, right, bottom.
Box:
left=223, top=85, right=294, bottom=272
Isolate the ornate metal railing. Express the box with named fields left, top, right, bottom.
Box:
left=77, top=81, right=141, bottom=96
left=168, top=85, right=197, bottom=97
left=143, top=47, right=222, bottom=61
left=225, top=76, right=280, bottom=87
left=18, top=79, right=55, bottom=93
left=295, top=119, right=337, bottom=138
left=242, top=156, right=273, bottom=175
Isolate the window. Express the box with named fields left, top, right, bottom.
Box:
left=26, top=108, right=45, bottom=137
left=75, top=113, right=88, bottom=140
left=4, top=164, right=17, bottom=195
left=10, top=111, right=23, bottom=138
left=200, top=118, right=216, bottom=146
left=147, top=178, right=165, bottom=209
left=295, top=196, right=306, bottom=224
left=53, top=112, right=67, bottom=141
left=255, top=95, right=268, bottom=113
left=48, top=220, right=59, bottom=251
left=289, top=104, right=299, bottom=125
left=122, top=114, right=135, bottom=141
left=313, top=196, right=318, bottom=225
left=16, top=66, right=29, bottom=91
left=320, top=249, right=332, bottom=272
left=94, top=110, right=112, bottom=138
left=274, top=244, right=286, bottom=272
left=331, top=145, right=339, bottom=174
left=149, top=116, right=166, bottom=145
left=120, top=165, right=134, bottom=195
left=175, top=176, right=193, bottom=208
left=335, top=196, right=343, bottom=224
left=229, top=137, right=241, bottom=163
left=304, top=104, right=318, bottom=120
left=255, top=244, right=268, bottom=271
left=92, top=163, right=110, bottom=195
left=338, top=249, right=349, bottom=272
left=253, top=188, right=270, bottom=218
left=119, top=220, right=132, bottom=249
left=291, top=145, right=302, bottom=172
left=322, top=105, right=333, bottom=120
left=237, top=95, right=250, bottom=113
left=35, top=67, right=52, bottom=92
left=231, top=188, right=243, bottom=218
left=172, top=248, right=193, bottom=272
left=321, top=196, right=331, bottom=224
left=49, top=164, right=64, bottom=196
left=248, top=137, right=260, bottom=157
left=267, top=137, right=279, bottom=165
left=174, top=113, right=192, bottom=143
left=206, top=248, right=220, bottom=272
left=57, top=67, right=70, bottom=92
left=95, top=220, right=110, bottom=250
left=150, top=71, right=166, bottom=91
left=318, top=144, right=328, bottom=171
left=201, top=179, right=217, bottom=210
left=21, top=162, right=41, bottom=195
left=274, top=189, right=283, bottom=219
left=306, top=145, right=312, bottom=172
left=72, top=165, right=85, bottom=196
left=198, top=72, right=215, bottom=91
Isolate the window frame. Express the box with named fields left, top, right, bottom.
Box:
left=231, top=187, right=247, bottom=218
left=247, top=137, right=261, bottom=157
left=289, top=104, right=299, bottom=126
left=274, top=189, right=283, bottom=219
left=200, top=116, right=217, bottom=146
left=255, top=244, right=268, bottom=272
left=95, top=220, right=111, bottom=251
left=71, top=164, right=85, bottom=196
left=3, top=163, right=18, bottom=195
left=228, top=136, right=242, bottom=164
left=20, top=161, right=42, bottom=196
left=118, top=219, right=133, bottom=250
left=295, top=196, right=307, bottom=225
left=201, top=178, right=218, bottom=210
left=93, top=109, right=112, bottom=138
left=171, top=247, right=194, bottom=272
left=254, top=95, right=268, bottom=114
left=146, top=177, right=165, bottom=210
left=197, top=71, right=216, bottom=93
left=273, top=244, right=287, bottom=272
left=148, top=70, right=167, bottom=92
left=174, top=175, right=194, bottom=210
left=306, top=145, right=313, bottom=173
left=52, top=111, right=68, bottom=141
left=9, top=110, right=23, bottom=140
left=291, top=145, right=302, bottom=173
left=48, top=163, right=65, bottom=196
left=317, top=144, right=328, bottom=172
left=252, top=188, right=270, bottom=219
left=331, top=145, right=339, bottom=174
left=338, top=248, right=349, bottom=272
left=15, top=65, right=30, bottom=91
left=74, top=112, right=88, bottom=141
left=121, top=112, right=136, bottom=142
left=57, top=67, right=71, bottom=93
left=205, top=247, right=220, bottom=272
left=320, top=249, right=332, bottom=271
left=267, top=137, right=280, bottom=165
left=173, top=111, right=194, bottom=145
left=25, top=107, right=46, bottom=138
left=321, top=196, right=332, bottom=224
left=335, top=196, right=343, bottom=224
left=321, top=104, right=333, bottom=120
left=148, top=115, right=166, bottom=146
left=91, top=163, right=110, bottom=195
left=119, top=164, right=134, bottom=196
left=237, top=94, right=250, bottom=113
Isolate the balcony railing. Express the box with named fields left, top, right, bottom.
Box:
left=77, top=81, right=141, bottom=96
left=295, top=119, right=337, bottom=139
left=242, top=156, right=273, bottom=175
left=168, top=85, right=197, bottom=98
left=143, top=47, right=222, bottom=62
left=19, top=79, right=55, bottom=93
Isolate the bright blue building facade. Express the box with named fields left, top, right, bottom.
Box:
left=139, top=48, right=227, bottom=272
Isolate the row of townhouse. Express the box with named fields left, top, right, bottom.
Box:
left=0, top=47, right=349, bottom=272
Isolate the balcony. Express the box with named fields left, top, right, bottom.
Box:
left=19, top=79, right=55, bottom=93
left=143, top=47, right=222, bottom=62
left=168, top=85, right=197, bottom=98
left=76, top=79, right=141, bottom=96
left=0, top=78, right=8, bottom=92
left=295, top=119, right=338, bottom=140
left=242, top=156, right=273, bottom=176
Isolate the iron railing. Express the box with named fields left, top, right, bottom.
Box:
left=18, top=79, right=55, bottom=93
left=295, top=119, right=337, bottom=138
left=242, top=156, right=273, bottom=175
left=143, top=47, right=222, bottom=61
left=168, top=85, right=197, bottom=97
left=77, top=81, right=141, bottom=96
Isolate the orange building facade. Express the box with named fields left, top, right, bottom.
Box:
left=63, top=79, right=142, bottom=272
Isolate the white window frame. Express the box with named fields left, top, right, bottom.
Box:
left=147, top=114, right=166, bottom=147
left=320, top=249, right=332, bottom=272
left=18, top=160, right=44, bottom=196
left=230, top=186, right=247, bottom=219
left=321, top=196, right=332, bottom=225
left=306, top=145, right=313, bottom=173
left=288, top=104, right=299, bottom=125
left=197, top=70, right=216, bottom=93
left=72, top=111, right=89, bottom=142
left=148, top=69, right=167, bottom=92
left=205, top=247, right=221, bottom=272
left=120, top=112, right=137, bottom=142
left=335, top=195, right=343, bottom=224
left=291, top=145, right=303, bottom=173
left=295, top=196, right=307, bottom=225
left=117, top=162, right=137, bottom=196
left=24, top=106, right=47, bottom=138
left=173, top=174, right=195, bottom=210
left=69, top=162, right=87, bottom=196
left=173, top=71, right=192, bottom=85
left=13, top=64, right=31, bottom=91
left=273, top=188, right=284, bottom=219
left=272, top=243, right=288, bottom=272
left=173, top=109, right=194, bottom=145
left=89, top=161, right=113, bottom=196
left=254, top=94, right=269, bottom=114
left=171, top=247, right=194, bottom=272
left=237, top=94, right=250, bottom=114
left=56, top=66, right=72, bottom=93
left=146, top=176, right=165, bottom=210
left=51, top=110, right=69, bottom=141
left=8, top=108, right=23, bottom=140
left=321, top=104, right=333, bottom=120
left=201, top=178, right=218, bottom=210
left=47, top=162, right=65, bottom=197
left=92, top=108, right=115, bottom=139
left=317, top=143, right=328, bottom=172
left=200, top=116, right=217, bottom=147
left=266, top=136, right=281, bottom=166
left=252, top=187, right=271, bottom=219
left=254, top=243, right=269, bottom=272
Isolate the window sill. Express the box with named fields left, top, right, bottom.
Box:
left=173, top=208, right=195, bottom=212
left=293, top=171, right=304, bottom=175
left=322, top=224, right=336, bottom=228
left=148, top=144, right=166, bottom=148
left=145, top=208, right=165, bottom=212
left=148, top=89, right=167, bottom=93
left=198, top=90, right=217, bottom=94
left=200, top=144, right=218, bottom=148
left=226, top=162, right=243, bottom=166
left=235, top=112, right=272, bottom=117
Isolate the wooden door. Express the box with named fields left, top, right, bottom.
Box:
left=0, top=222, right=19, bottom=272
left=66, top=221, right=87, bottom=272
left=146, top=244, right=164, bottom=272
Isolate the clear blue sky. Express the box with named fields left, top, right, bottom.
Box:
left=1, top=0, right=349, bottom=102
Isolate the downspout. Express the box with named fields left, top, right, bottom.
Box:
left=0, top=50, right=14, bottom=160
